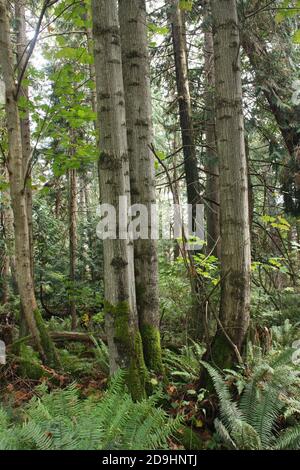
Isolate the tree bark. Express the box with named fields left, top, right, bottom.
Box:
left=119, top=0, right=163, bottom=375
left=0, top=200, right=10, bottom=303
left=170, top=0, right=202, bottom=231
left=170, top=0, right=207, bottom=340
left=84, top=182, right=96, bottom=282
left=15, top=0, right=34, bottom=278
left=92, top=0, right=146, bottom=399
left=0, top=0, right=59, bottom=366
left=209, top=0, right=251, bottom=368
left=69, top=165, right=77, bottom=330
left=0, top=166, right=15, bottom=303
left=203, top=0, right=220, bottom=259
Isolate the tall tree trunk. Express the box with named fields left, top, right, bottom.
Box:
left=0, top=167, right=14, bottom=304
left=92, top=0, right=146, bottom=399
left=69, top=166, right=77, bottom=330
left=0, top=167, right=17, bottom=293
left=0, top=0, right=59, bottom=366
left=85, top=6, right=102, bottom=198
left=209, top=0, right=251, bottom=368
left=119, top=0, right=163, bottom=375
left=203, top=1, right=220, bottom=259
left=170, top=0, right=206, bottom=340
left=15, top=0, right=34, bottom=278
left=170, top=0, right=202, bottom=231
left=0, top=190, right=9, bottom=305
left=0, top=254, right=9, bottom=305
left=84, top=182, right=96, bottom=282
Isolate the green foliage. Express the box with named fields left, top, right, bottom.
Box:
left=271, top=319, right=300, bottom=347
left=203, top=355, right=300, bottom=450
left=90, top=336, right=109, bottom=375
left=193, top=253, right=219, bottom=284
left=58, top=349, right=95, bottom=377
left=164, top=342, right=205, bottom=384
left=275, top=0, right=300, bottom=23
left=179, top=0, right=193, bottom=11
left=0, top=373, right=180, bottom=450
left=159, top=259, right=193, bottom=345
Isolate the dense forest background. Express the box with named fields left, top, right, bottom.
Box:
left=0, top=0, right=300, bottom=451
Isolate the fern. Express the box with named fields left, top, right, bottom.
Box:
left=203, top=358, right=300, bottom=450
left=275, top=424, right=300, bottom=450
left=201, top=362, right=243, bottom=432
left=90, top=335, right=110, bottom=375
left=0, top=372, right=180, bottom=450
left=164, top=342, right=205, bottom=383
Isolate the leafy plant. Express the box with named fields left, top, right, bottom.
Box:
left=164, top=342, right=205, bottom=384
left=203, top=357, right=300, bottom=450
left=0, top=372, right=180, bottom=450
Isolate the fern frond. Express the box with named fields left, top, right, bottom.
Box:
left=214, top=417, right=237, bottom=449
left=231, top=420, right=262, bottom=450
left=201, top=361, right=244, bottom=432
left=240, top=363, right=273, bottom=424
left=275, top=424, right=300, bottom=450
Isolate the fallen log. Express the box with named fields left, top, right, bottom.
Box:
left=8, top=331, right=106, bottom=351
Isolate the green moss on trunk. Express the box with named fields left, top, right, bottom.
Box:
left=105, top=301, right=147, bottom=401
left=128, top=332, right=148, bottom=401
left=210, top=332, right=235, bottom=370
left=200, top=332, right=236, bottom=390
left=33, top=309, right=60, bottom=368
left=140, top=323, right=164, bottom=375
left=17, top=344, right=49, bottom=380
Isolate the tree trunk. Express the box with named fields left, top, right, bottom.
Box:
left=92, top=0, right=146, bottom=399
left=1, top=255, right=9, bottom=305
left=84, top=182, right=96, bottom=282
left=209, top=0, right=251, bottom=368
left=203, top=1, right=220, bottom=259
left=69, top=166, right=77, bottom=330
left=170, top=0, right=206, bottom=340
left=15, top=0, right=34, bottom=278
left=0, top=166, right=15, bottom=303
left=170, top=0, right=202, bottom=231
left=0, top=0, right=59, bottom=367
left=0, top=198, right=10, bottom=303
left=119, top=0, right=163, bottom=375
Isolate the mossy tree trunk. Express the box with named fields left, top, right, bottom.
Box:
left=119, top=0, right=163, bottom=375
left=92, top=0, right=147, bottom=400
left=0, top=0, right=59, bottom=367
left=209, top=0, right=251, bottom=368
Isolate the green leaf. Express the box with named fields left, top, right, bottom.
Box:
left=179, top=0, right=193, bottom=11
left=148, top=23, right=169, bottom=36
left=292, top=30, right=300, bottom=43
